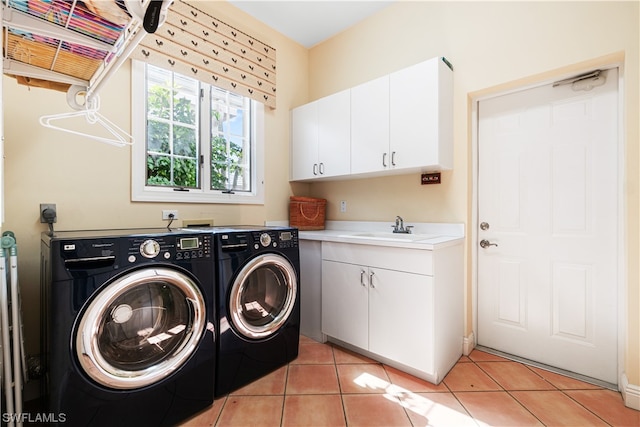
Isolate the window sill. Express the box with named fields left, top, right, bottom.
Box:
left=131, top=186, right=265, bottom=205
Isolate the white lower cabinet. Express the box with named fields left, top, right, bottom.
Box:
left=321, top=261, right=368, bottom=349
left=321, top=241, right=462, bottom=383
left=368, top=268, right=434, bottom=374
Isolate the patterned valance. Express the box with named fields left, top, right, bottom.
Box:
left=131, top=0, right=276, bottom=108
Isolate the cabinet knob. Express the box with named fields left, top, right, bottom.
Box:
left=369, top=271, right=375, bottom=288
left=313, top=164, right=318, bottom=175
left=360, top=270, right=367, bottom=286
left=382, top=153, right=387, bottom=168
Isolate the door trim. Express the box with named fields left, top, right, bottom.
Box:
left=470, top=54, right=626, bottom=388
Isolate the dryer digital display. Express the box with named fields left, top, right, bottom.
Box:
left=280, top=232, right=292, bottom=241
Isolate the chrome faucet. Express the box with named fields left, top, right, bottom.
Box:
left=392, top=216, right=413, bottom=233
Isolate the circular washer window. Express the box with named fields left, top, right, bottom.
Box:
left=75, top=267, right=206, bottom=390
left=229, top=254, right=298, bottom=339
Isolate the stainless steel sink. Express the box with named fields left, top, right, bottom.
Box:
left=340, top=232, right=441, bottom=242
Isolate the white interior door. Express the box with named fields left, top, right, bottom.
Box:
left=477, top=68, right=619, bottom=384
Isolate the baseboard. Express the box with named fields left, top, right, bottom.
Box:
left=463, top=332, right=475, bottom=356
left=620, top=373, right=640, bottom=410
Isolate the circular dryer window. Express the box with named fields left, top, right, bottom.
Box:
left=75, top=267, right=206, bottom=390
left=229, top=253, right=298, bottom=339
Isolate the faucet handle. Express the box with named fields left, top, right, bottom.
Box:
left=405, top=225, right=414, bottom=234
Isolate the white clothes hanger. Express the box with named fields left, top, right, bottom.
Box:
left=39, top=85, right=134, bottom=147
left=36, top=1, right=173, bottom=147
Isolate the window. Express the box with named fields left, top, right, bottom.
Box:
left=132, top=60, right=264, bottom=204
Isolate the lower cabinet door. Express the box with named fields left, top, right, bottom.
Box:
left=321, top=260, right=369, bottom=349
left=368, top=268, right=434, bottom=374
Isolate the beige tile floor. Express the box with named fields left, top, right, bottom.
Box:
left=182, top=335, right=640, bottom=426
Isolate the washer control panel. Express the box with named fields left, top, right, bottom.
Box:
left=140, top=239, right=161, bottom=258
left=127, top=234, right=212, bottom=263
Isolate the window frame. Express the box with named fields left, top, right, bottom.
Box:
left=131, top=60, right=264, bottom=204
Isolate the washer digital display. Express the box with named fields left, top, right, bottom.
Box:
left=180, top=237, right=200, bottom=250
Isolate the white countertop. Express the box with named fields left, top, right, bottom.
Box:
left=298, top=220, right=464, bottom=250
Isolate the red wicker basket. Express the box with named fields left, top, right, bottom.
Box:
left=289, top=196, right=326, bottom=230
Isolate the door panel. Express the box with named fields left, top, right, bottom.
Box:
left=351, top=75, right=390, bottom=174
left=317, top=90, right=351, bottom=177
left=291, top=102, right=318, bottom=180
left=229, top=254, right=298, bottom=339
left=477, top=68, right=619, bottom=384
left=75, top=267, right=206, bottom=389
left=369, top=268, right=433, bottom=373
left=321, top=260, right=368, bottom=349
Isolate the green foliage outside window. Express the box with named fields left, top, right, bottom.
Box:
left=146, top=68, right=247, bottom=191
left=211, top=110, right=244, bottom=191
left=146, top=79, right=198, bottom=188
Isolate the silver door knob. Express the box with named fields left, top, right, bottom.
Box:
left=480, top=239, right=498, bottom=248
left=480, top=222, right=490, bottom=230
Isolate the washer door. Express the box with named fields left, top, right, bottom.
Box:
left=229, top=253, right=298, bottom=339
left=75, top=267, right=206, bottom=390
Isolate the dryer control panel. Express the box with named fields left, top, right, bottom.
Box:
left=274, top=230, right=298, bottom=249
left=218, top=228, right=298, bottom=252
left=249, top=229, right=299, bottom=250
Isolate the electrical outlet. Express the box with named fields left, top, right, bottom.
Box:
left=40, top=203, right=57, bottom=223
left=162, top=210, right=179, bottom=220
left=340, top=200, right=347, bottom=213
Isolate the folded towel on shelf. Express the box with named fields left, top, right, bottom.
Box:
left=82, top=0, right=130, bottom=26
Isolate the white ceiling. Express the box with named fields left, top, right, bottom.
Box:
left=228, top=1, right=394, bottom=48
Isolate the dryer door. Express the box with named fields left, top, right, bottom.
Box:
left=75, top=267, right=207, bottom=390
left=229, top=253, right=298, bottom=339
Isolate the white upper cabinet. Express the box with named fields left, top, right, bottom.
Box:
left=291, top=56, right=453, bottom=181
left=389, top=57, right=453, bottom=171
left=290, top=89, right=351, bottom=181
left=291, top=102, right=318, bottom=181
left=318, top=89, right=351, bottom=178
left=351, top=75, right=390, bottom=175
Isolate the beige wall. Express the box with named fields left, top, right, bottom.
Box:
left=304, top=2, right=639, bottom=387
left=2, top=1, right=308, bottom=357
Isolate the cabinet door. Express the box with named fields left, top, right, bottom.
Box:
left=368, top=268, right=434, bottom=374
left=321, top=260, right=368, bottom=349
left=351, top=76, right=390, bottom=174
left=390, top=57, right=447, bottom=170
left=291, top=102, right=318, bottom=181
left=317, top=90, right=351, bottom=178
